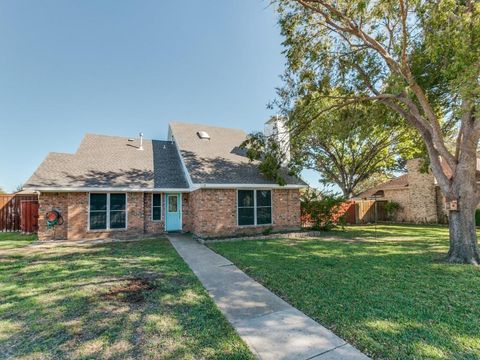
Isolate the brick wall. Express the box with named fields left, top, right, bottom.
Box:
left=189, top=188, right=301, bottom=238
left=377, top=159, right=440, bottom=223
left=38, top=188, right=302, bottom=240
left=144, top=193, right=165, bottom=234
left=38, top=192, right=69, bottom=240
left=382, top=188, right=411, bottom=222
left=39, top=192, right=146, bottom=240
left=182, top=193, right=193, bottom=232
left=407, top=159, right=438, bottom=223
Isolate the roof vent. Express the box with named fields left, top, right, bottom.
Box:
left=138, top=132, right=144, bottom=151
left=197, top=131, right=210, bottom=140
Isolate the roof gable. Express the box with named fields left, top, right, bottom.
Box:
left=169, top=122, right=306, bottom=186
left=25, top=134, right=189, bottom=190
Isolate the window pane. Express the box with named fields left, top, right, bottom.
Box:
left=90, top=211, right=107, bottom=230
left=90, top=194, right=107, bottom=211
left=257, top=190, right=271, bottom=207
left=257, top=207, right=272, bottom=225
left=110, top=194, right=126, bottom=211
left=152, top=194, right=161, bottom=207
left=168, top=196, right=178, bottom=212
left=110, top=211, right=126, bottom=229
left=238, top=190, right=254, bottom=207
left=152, top=207, right=161, bottom=221
left=238, top=207, right=255, bottom=226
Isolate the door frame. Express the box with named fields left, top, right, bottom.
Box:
left=165, top=193, right=182, bottom=232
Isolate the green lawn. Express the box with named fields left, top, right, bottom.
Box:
left=0, top=233, right=254, bottom=359
left=210, top=224, right=480, bottom=360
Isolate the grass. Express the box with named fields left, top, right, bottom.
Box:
left=209, top=224, right=480, bottom=360
left=0, top=232, right=37, bottom=250
left=0, top=232, right=254, bottom=359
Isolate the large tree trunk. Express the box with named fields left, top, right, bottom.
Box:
left=448, top=205, right=479, bottom=265
left=445, top=142, right=480, bottom=265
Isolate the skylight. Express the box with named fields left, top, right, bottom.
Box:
left=197, top=131, right=210, bottom=140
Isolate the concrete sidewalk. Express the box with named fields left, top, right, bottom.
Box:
left=168, top=234, right=370, bottom=360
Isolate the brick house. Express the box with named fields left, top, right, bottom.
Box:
left=355, top=159, right=449, bottom=223
left=24, top=121, right=306, bottom=241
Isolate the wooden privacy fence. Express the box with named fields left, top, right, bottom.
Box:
left=0, top=194, right=39, bottom=233
left=346, top=199, right=388, bottom=224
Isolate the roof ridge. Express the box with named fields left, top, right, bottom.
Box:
left=169, top=121, right=246, bottom=134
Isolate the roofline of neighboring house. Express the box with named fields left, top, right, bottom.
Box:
left=24, top=183, right=306, bottom=193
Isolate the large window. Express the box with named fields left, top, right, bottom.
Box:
left=89, top=193, right=127, bottom=230
left=237, top=190, right=272, bottom=226
left=152, top=193, right=162, bottom=221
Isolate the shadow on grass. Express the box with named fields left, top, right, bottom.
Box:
left=0, top=239, right=253, bottom=359
left=210, top=226, right=480, bottom=360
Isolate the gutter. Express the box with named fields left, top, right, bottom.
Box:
left=24, top=183, right=306, bottom=193
left=22, top=187, right=192, bottom=193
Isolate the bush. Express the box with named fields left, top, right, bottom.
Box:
left=384, top=201, right=401, bottom=220
left=301, top=189, right=345, bottom=231
left=476, top=209, right=480, bottom=227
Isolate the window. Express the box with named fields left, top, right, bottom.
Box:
left=89, top=193, right=107, bottom=230
left=168, top=195, right=178, bottom=212
left=110, top=194, right=126, bottom=229
left=256, top=190, right=272, bottom=225
left=152, top=193, right=162, bottom=221
left=238, top=190, right=255, bottom=225
left=89, top=193, right=127, bottom=230
left=237, top=190, right=272, bottom=226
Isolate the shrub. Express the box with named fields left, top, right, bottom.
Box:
left=301, top=189, right=345, bottom=231
left=384, top=201, right=401, bottom=221
left=476, top=209, right=480, bottom=227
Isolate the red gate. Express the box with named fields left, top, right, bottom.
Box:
left=21, top=200, right=39, bottom=233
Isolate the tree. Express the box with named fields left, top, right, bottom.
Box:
left=273, top=0, right=480, bottom=264
left=289, top=98, right=418, bottom=198
left=0, top=187, right=5, bottom=194
left=244, top=100, right=416, bottom=197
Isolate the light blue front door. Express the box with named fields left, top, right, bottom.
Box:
left=166, top=193, right=182, bottom=231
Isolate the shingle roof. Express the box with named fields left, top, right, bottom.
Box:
left=24, top=134, right=189, bottom=190
left=355, top=174, right=409, bottom=199
left=169, top=122, right=306, bottom=186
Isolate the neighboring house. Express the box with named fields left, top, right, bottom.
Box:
left=355, top=158, right=448, bottom=223
left=24, top=121, right=306, bottom=241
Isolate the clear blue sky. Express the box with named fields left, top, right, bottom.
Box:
left=0, top=0, right=320, bottom=192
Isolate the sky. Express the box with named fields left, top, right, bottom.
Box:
left=0, top=0, right=321, bottom=192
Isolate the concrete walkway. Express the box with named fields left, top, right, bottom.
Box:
left=168, top=234, right=370, bottom=360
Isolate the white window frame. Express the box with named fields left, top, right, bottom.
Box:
left=237, top=189, right=272, bottom=227
left=151, top=193, right=163, bottom=222
left=88, top=193, right=128, bottom=231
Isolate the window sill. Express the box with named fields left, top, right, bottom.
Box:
left=87, top=228, right=128, bottom=232
left=237, top=223, right=273, bottom=228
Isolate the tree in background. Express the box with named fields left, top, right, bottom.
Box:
left=289, top=98, right=419, bottom=198
left=270, top=0, right=480, bottom=264
left=0, top=187, right=5, bottom=194
left=243, top=100, right=418, bottom=198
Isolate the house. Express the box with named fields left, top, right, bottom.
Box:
left=354, top=159, right=448, bottom=223
left=24, top=121, right=306, bottom=241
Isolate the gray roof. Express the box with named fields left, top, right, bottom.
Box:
left=169, top=122, right=306, bottom=186
left=25, top=134, right=189, bottom=189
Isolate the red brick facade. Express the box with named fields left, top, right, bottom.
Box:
left=37, top=188, right=301, bottom=241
